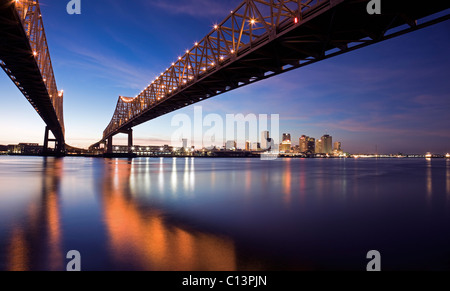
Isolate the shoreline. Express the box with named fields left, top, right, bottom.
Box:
left=1, top=153, right=449, bottom=159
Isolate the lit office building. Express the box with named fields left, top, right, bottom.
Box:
left=316, top=139, right=323, bottom=154
left=322, top=134, right=333, bottom=154
left=307, top=137, right=316, bottom=154
left=261, top=131, right=270, bottom=149
left=245, top=141, right=251, bottom=151
left=299, top=135, right=308, bottom=153
left=333, top=141, right=343, bottom=155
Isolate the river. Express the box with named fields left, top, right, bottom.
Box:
left=0, top=156, right=449, bottom=270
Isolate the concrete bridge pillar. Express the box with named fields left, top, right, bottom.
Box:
left=43, top=126, right=50, bottom=155
left=43, top=126, right=65, bottom=156
left=128, top=129, right=133, bottom=154
left=106, top=136, right=113, bottom=154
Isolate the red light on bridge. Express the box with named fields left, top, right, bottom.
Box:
left=294, top=17, right=298, bottom=24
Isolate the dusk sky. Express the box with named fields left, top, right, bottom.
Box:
left=0, top=0, right=449, bottom=154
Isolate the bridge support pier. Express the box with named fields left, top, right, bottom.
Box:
left=43, top=126, right=50, bottom=155
left=43, top=126, right=65, bottom=156
left=106, top=136, right=113, bottom=154
left=127, top=129, right=133, bottom=154
left=104, top=129, right=133, bottom=157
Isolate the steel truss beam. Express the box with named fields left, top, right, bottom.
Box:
left=0, top=0, right=64, bottom=148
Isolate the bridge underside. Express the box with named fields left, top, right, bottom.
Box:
left=0, top=0, right=64, bottom=152
left=96, top=0, right=449, bottom=147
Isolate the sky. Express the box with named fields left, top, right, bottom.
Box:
left=0, top=0, right=449, bottom=154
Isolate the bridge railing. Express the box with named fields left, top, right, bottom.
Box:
left=14, top=0, right=64, bottom=135
left=103, top=0, right=328, bottom=139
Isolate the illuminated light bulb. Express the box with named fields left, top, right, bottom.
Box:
left=220, top=56, right=224, bottom=60
left=250, top=19, right=256, bottom=25
left=214, top=25, right=218, bottom=29
left=186, top=50, right=189, bottom=54
left=178, top=57, right=182, bottom=60
left=33, top=51, right=37, bottom=56
left=231, top=49, right=235, bottom=53
left=188, top=66, right=191, bottom=69
left=194, top=42, right=198, bottom=46
left=172, top=63, right=175, bottom=66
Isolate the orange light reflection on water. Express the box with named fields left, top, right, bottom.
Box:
left=102, top=159, right=237, bottom=271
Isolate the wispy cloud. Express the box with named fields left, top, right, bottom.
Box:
left=148, top=0, right=241, bottom=18
left=63, top=44, right=155, bottom=90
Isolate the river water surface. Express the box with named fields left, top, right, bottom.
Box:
left=0, top=156, right=449, bottom=271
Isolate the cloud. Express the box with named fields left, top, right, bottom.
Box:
left=148, top=0, right=241, bottom=18
left=63, top=45, right=155, bottom=90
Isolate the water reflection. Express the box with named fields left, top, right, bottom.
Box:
left=426, top=159, right=433, bottom=203
left=7, top=228, right=28, bottom=271
left=100, top=159, right=236, bottom=271
left=1, top=157, right=450, bottom=271
left=447, top=160, right=450, bottom=207
left=283, top=159, right=291, bottom=205
left=5, top=158, right=64, bottom=271
left=171, top=158, right=177, bottom=195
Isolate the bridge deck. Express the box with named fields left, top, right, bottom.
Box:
left=0, top=0, right=64, bottom=145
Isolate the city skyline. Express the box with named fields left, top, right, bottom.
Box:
left=0, top=0, right=449, bottom=154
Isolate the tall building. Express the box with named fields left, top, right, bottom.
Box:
left=333, top=141, right=343, bottom=155
left=282, top=133, right=291, bottom=143
left=182, top=138, right=188, bottom=149
left=334, top=142, right=341, bottom=152
left=316, top=139, right=323, bottom=154
left=261, top=131, right=270, bottom=149
left=299, top=135, right=308, bottom=153
left=245, top=141, right=251, bottom=151
left=307, top=137, right=316, bottom=154
left=322, top=134, right=333, bottom=154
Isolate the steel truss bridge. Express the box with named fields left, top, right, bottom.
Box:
left=0, top=0, right=64, bottom=154
left=93, top=0, right=449, bottom=153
